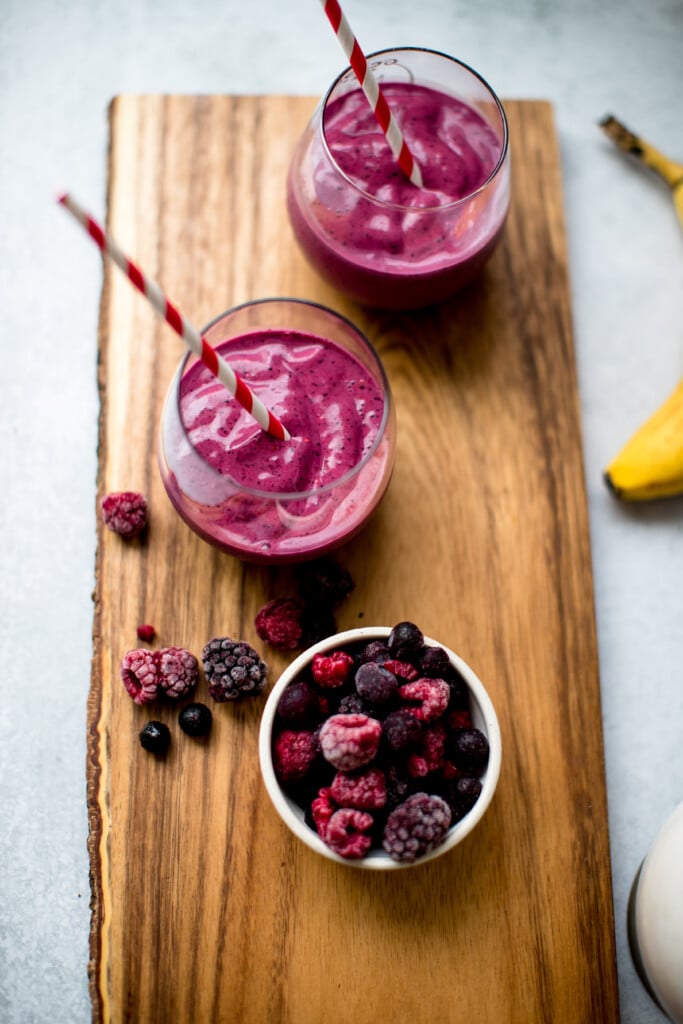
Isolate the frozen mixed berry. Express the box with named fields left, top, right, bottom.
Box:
left=384, top=765, right=413, bottom=810
left=383, top=658, right=419, bottom=682
left=101, top=491, right=148, bottom=538
left=310, top=786, right=336, bottom=841
left=276, top=680, right=319, bottom=725
left=318, top=713, right=382, bottom=771
left=354, top=662, right=398, bottom=707
left=447, top=708, right=473, bottom=731
left=399, top=677, right=450, bottom=723
left=136, top=623, right=156, bottom=643
left=407, top=723, right=448, bottom=778
left=442, top=776, right=483, bottom=822
left=139, top=720, right=171, bottom=755
left=295, top=558, right=355, bottom=609
left=158, top=646, right=199, bottom=699
left=337, top=692, right=369, bottom=715
left=312, top=650, right=355, bottom=689
left=300, top=606, right=337, bottom=647
left=120, top=648, right=159, bottom=705
left=273, top=729, right=318, bottom=782
left=358, top=640, right=391, bottom=665
left=382, top=709, right=423, bottom=754
left=388, top=621, right=424, bottom=658
left=202, top=637, right=267, bottom=701
left=330, top=767, right=387, bottom=810
left=450, top=728, right=490, bottom=774
left=255, top=598, right=304, bottom=651
left=382, top=792, right=452, bottom=864
left=419, top=645, right=451, bottom=677
left=179, top=702, right=212, bottom=737
left=325, top=808, right=373, bottom=859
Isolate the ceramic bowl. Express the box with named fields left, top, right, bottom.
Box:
left=258, top=626, right=502, bottom=870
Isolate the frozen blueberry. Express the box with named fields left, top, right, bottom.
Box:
left=178, top=702, right=213, bottom=737
left=139, top=720, right=171, bottom=755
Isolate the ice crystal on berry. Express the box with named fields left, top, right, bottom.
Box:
left=101, top=491, right=148, bottom=538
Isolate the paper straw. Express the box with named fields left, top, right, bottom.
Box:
left=320, top=0, right=423, bottom=188
left=57, top=192, right=291, bottom=442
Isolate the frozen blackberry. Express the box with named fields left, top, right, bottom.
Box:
left=382, top=792, right=452, bottom=863
left=120, top=648, right=159, bottom=705
left=158, top=646, right=199, bottom=699
left=382, top=708, right=422, bottom=754
left=337, top=693, right=369, bottom=716
left=388, top=621, right=424, bottom=658
left=276, top=681, right=319, bottom=725
left=179, top=702, right=212, bottom=737
left=202, top=637, right=267, bottom=701
left=419, top=645, right=451, bottom=677
left=255, top=598, right=304, bottom=651
left=101, top=491, right=148, bottom=538
left=354, top=662, right=398, bottom=708
left=450, top=728, right=490, bottom=774
left=139, top=720, right=171, bottom=755
left=295, top=558, right=355, bottom=609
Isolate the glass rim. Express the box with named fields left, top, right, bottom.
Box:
left=320, top=45, right=510, bottom=213
left=169, top=296, right=392, bottom=502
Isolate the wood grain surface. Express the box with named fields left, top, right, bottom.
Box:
left=88, top=95, right=620, bottom=1023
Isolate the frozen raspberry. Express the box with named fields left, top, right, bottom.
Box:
left=388, top=621, right=424, bottom=658
left=442, top=776, right=483, bottom=822
left=179, top=702, right=212, bottom=737
left=255, top=598, right=304, bottom=651
left=450, top=728, right=490, bottom=774
left=407, top=723, right=448, bottom=778
left=383, top=659, right=419, bottom=682
left=202, top=637, right=267, bottom=701
left=139, top=720, right=170, bottom=755
left=420, top=645, right=451, bottom=677
left=158, top=646, right=199, bottom=699
left=120, top=648, right=159, bottom=704
left=330, top=767, right=387, bottom=810
left=382, top=709, right=423, bottom=754
left=318, top=713, right=382, bottom=771
left=295, top=559, right=355, bottom=609
left=354, top=662, right=398, bottom=707
left=300, top=606, right=337, bottom=647
left=447, top=708, right=473, bottom=731
left=358, top=640, right=391, bottom=665
left=382, top=793, right=452, bottom=863
left=101, top=491, right=147, bottom=538
left=312, top=650, right=355, bottom=689
left=399, top=677, right=450, bottom=723
left=136, top=624, right=156, bottom=643
left=311, top=786, right=337, bottom=841
left=325, top=808, right=373, bottom=859
left=276, top=681, right=319, bottom=725
left=273, top=729, right=318, bottom=782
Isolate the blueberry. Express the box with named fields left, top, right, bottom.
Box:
left=388, top=621, right=424, bottom=657
left=179, top=702, right=213, bottom=737
left=450, top=728, right=489, bottom=773
left=139, top=721, right=171, bottom=755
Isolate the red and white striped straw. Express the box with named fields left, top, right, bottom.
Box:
left=57, top=192, right=291, bottom=441
left=320, top=0, right=423, bottom=188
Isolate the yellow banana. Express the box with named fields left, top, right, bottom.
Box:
left=599, top=114, right=683, bottom=231
left=604, top=377, right=683, bottom=500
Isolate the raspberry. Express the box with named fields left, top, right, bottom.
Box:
left=318, top=713, right=382, bottom=771
left=273, top=729, right=318, bottom=782
left=295, top=558, right=355, bottom=609
left=202, top=637, right=267, bottom=701
left=447, top=708, right=473, bottom=731
left=255, top=598, right=304, bottom=651
left=325, top=808, right=373, bottom=859
left=312, top=650, right=355, bottom=689
left=419, top=645, right=451, bottom=677
left=450, top=728, right=490, bottom=774
left=158, top=646, right=199, bottom=699
left=179, top=702, right=213, bottom=737
left=382, top=659, right=419, bottom=682
left=407, top=723, right=448, bottom=777
left=399, top=678, right=450, bottom=723
left=388, top=621, right=424, bottom=658
left=101, top=491, right=147, bottom=538
left=276, top=681, right=319, bottom=725
left=311, top=786, right=337, bottom=841
left=136, top=624, right=156, bottom=643
left=139, top=721, right=170, bottom=755
left=120, top=648, right=159, bottom=704
left=330, top=767, right=387, bottom=810
left=382, top=793, right=452, bottom=864
left=382, top=709, right=423, bottom=754
left=354, top=662, right=398, bottom=707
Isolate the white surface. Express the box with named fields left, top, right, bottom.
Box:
left=1, top=0, right=681, bottom=1020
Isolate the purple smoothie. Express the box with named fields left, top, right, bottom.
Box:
left=287, top=71, right=510, bottom=309
left=159, top=325, right=395, bottom=563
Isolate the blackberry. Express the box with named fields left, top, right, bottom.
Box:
left=139, top=720, right=171, bottom=755
left=450, top=728, right=490, bottom=774
left=295, top=558, right=355, bottom=609
left=382, top=792, right=452, bottom=863
left=354, top=662, right=398, bottom=708
left=179, top=702, right=213, bottom=737
left=337, top=693, right=369, bottom=716
left=202, top=636, right=267, bottom=701
left=388, top=621, right=424, bottom=658
left=101, top=491, right=148, bottom=539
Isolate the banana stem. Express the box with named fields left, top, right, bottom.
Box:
left=599, top=114, right=683, bottom=189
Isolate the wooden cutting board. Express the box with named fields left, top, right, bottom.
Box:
left=88, top=95, right=620, bottom=1023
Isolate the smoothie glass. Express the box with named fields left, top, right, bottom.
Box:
left=158, top=298, right=396, bottom=563
left=287, top=47, right=510, bottom=310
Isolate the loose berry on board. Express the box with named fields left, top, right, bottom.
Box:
left=101, top=491, right=148, bottom=538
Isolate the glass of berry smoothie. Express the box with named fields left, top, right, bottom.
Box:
left=158, top=298, right=396, bottom=563
left=287, top=47, right=510, bottom=310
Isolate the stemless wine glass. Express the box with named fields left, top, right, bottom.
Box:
left=158, top=298, right=396, bottom=564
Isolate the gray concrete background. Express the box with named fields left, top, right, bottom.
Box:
left=1, top=1, right=682, bottom=1020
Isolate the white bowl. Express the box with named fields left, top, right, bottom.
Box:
left=258, top=626, right=502, bottom=870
